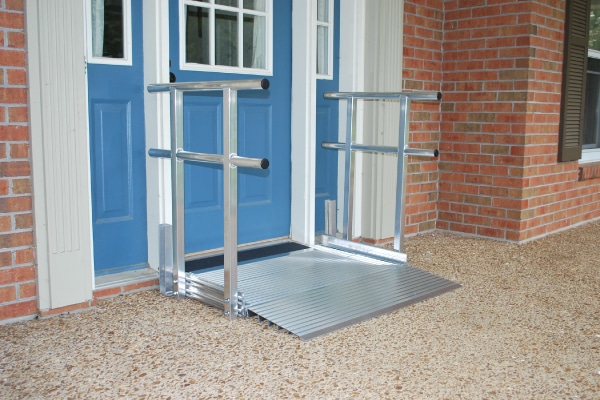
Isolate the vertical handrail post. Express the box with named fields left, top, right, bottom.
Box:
left=223, top=87, right=238, bottom=319
left=148, top=79, right=269, bottom=314
left=394, top=96, right=411, bottom=252
left=171, top=89, right=186, bottom=298
left=342, top=97, right=358, bottom=240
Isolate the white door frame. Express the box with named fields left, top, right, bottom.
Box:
left=142, top=0, right=171, bottom=270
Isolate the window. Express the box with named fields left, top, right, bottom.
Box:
left=583, top=1, right=600, bottom=160
left=316, top=0, right=333, bottom=79
left=87, top=0, right=132, bottom=65
left=180, top=0, right=272, bottom=75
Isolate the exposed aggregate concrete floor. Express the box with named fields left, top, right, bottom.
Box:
left=1, top=221, right=599, bottom=399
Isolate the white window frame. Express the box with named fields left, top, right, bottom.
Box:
left=582, top=48, right=600, bottom=162
left=85, top=0, right=133, bottom=66
left=315, top=0, right=334, bottom=80
left=179, top=0, right=273, bottom=76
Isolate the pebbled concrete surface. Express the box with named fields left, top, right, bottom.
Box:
left=1, top=221, right=599, bottom=399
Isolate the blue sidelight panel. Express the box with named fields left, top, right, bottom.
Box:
left=88, top=0, right=148, bottom=274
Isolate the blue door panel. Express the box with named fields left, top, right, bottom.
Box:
left=91, top=101, right=132, bottom=220
left=183, top=97, right=223, bottom=250
left=183, top=99, right=223, bottom=210
left=238, top=104, right=272, bottom=204
left=88, top=0, right=147, bottom=274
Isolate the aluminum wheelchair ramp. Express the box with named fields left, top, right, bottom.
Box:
left=188, top=245, right=460, bottom=341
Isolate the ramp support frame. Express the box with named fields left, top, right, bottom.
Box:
left=148, top=79, right=270, bottom=319
left=322, top=91, right=442, bottom=254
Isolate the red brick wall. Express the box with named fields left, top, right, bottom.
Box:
left=438, top=0, right=538, bottom=240
left=402, top=0, right=600, bottom=242
left=403, top=0, right=444, bottom=235
left=0, top=0, right=37, bottom=322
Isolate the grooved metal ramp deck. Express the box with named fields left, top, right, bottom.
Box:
left=189, top=246, right=460, bottom=341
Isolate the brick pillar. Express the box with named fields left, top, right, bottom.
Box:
left=437, top=0, right=590, bottom=241
left=0, top=0, right=37, bottom=322
left=402, top=0, right=444, bottom=235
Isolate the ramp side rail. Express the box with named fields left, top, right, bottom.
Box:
left=322, top=91, right=442, bottom=254
left=147, top=78, right=270, bottom=319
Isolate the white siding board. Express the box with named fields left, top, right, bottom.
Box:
left=26, top=0, right=94, bottom=310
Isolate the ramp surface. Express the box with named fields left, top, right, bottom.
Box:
left=190, top=246, right=460, bottom=341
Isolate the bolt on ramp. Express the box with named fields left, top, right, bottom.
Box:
left=190, top=245, right=460, bottom=341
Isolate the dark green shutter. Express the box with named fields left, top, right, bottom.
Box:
left=559, top=0, right=591, bottom=162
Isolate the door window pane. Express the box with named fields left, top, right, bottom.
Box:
left=315, top=0, right=332, bottom=78
left=88, top=0, right=132, bottom=65
left=215, top=10, right=238, bottom=67
left=181, top=0, right=270, bottom=73
left=244, top=0, right=266, bottom=11
left=317, top=0, right=329, bottom=23
left=317, top=26, right=328, bottom=75
left=185, top=5, right=210, bottom=65
left=91, top=0, right=124, bottom=58
left=243, top=14, right=265, bottom=68
left=216, top=0, right=237, bottom=6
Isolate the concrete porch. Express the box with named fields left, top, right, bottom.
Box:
left=1, top=220, right=599, bottom=398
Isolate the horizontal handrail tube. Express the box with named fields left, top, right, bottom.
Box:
left=404, top=148, right=439, bottom=158
left=322, top=142, right=399, bottom=154
left=230, top=154, right=270, bottom=170
left=148, top=148, right=172, bottom=158
left=177, top=150, right=224, bottom=165
left=148, top=148, right=269, bottom=169
left=148, top=78, right=270, bottom=93
left=324, top=91, right=441, bottom=101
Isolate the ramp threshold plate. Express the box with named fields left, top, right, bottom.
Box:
left=189, top=246, right=460, bottom=341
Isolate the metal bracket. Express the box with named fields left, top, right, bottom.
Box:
left=159, top=224, right=175, bottom=296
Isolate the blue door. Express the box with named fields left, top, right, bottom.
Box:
left=169, top=0, right=292, bottom=253
left=87, top=0, right=148, bottom=274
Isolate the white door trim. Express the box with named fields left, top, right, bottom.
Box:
left=290, top=0, right=317, bottom=245
left=143, top=0, right=171, bottom=270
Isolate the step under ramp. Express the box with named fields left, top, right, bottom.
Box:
left=188, top=245, right=460, bottom=341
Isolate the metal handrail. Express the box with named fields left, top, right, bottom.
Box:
left=149, top=149, right=269, bottom=170
left=322, top=90, right=441, bottom=253
left=324, top=91, right=441, bottom=101
left=147, top=78, right=270, bottom=319
left=148, top=78, right=270, bottom=93
left=322, top=142, right=439, bottom=158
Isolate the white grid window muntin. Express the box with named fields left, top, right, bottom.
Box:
left=316, top=0, right=333, bottom=79
left=180, top=0, right=273, bottom=75
left=86, top=0, right=133, bottom=66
